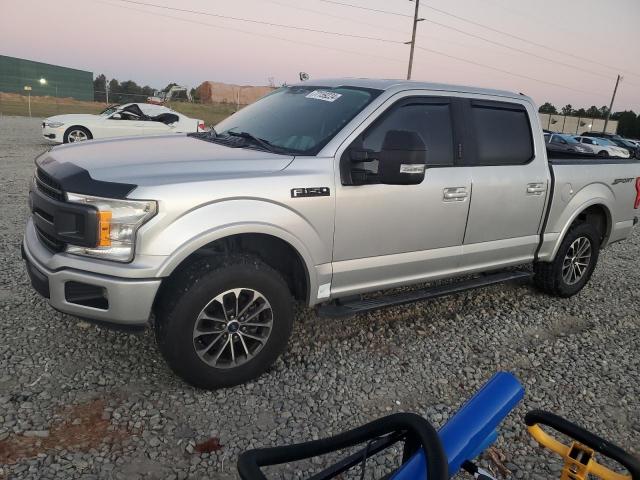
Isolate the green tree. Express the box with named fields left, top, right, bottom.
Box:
left=561, top=104, right=573, bottom=116
left=586, top=105, right=601, bottom=118
left=107, top=79, right=121, bottom=103
left=599, top=106, right=609, bottom=118
left=612, top=110, right=638, bottom=137
left=538, top=102, right=558, bottom=114
left=93, top=74, right=107, bottom=102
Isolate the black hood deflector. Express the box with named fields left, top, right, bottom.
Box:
left=36, top=153, right=137, bottom=199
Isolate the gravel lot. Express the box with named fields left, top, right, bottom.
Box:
left=1, top=115, right=638, bottom=479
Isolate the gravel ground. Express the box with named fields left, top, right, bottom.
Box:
left=0, top=115, right=638, bottom=479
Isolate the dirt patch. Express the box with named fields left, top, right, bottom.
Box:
left=0, top=398, right=132, bottom=464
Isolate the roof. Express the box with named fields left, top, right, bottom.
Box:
left=293, top=78, right=526, bottom=101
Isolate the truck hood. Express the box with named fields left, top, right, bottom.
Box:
left=39, top=134, right=295, bottom=190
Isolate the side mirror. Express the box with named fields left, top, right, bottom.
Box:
left=110, top=113, right=122, bottom=120
left=377, top=130, right=427, bottom=185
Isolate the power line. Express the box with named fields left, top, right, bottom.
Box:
left=316, top=0, right=412, bottom=18
left=108, top=0, right=404, bottom=43
left=419, top=1, right=640, bottom=79
left=261, top=0, right=407, bottom=35
left=419, top=17, right=612, bottom=81
left=415, top=45, right=607, bottom=97
left=96, top=0, right=406, bottom=65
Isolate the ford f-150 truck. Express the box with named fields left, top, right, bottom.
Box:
left=23, top=79, right=640, bottom=389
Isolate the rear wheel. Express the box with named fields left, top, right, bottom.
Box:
left=533, top=222, right=601, bottom=297
left=155, top=255, right=294, bottom=389
left=64, top=126, right=92, bottom=143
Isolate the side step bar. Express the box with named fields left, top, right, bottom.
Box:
left=317, top=270, right=532, bottom=319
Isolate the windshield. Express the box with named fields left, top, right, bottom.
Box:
left=559, top=135, right=580, bottom=144
left=100, top=104, right=122, bottom=116
left=215, top=86, right=381, bottom=155
left=596, top=138, right=616, bottom=146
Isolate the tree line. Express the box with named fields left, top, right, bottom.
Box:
left=538, top=102, right=640, bottom=138
left=93, top=74, right=199, bottom=104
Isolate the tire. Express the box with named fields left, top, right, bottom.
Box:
left=597, top=150, right=609, bottom=158
left=533, top=222, right=601, bottom=298
left=63, top=126, right=92, bottom=143
left=155, top=255, right=294, bottom=389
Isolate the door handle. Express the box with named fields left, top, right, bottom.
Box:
left=527, top=183, right=547, bottom=195
left=443, top=187, right=468, bottom=202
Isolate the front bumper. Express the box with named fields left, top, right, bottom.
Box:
left=42, top=125, right=65, bottom=143
left=23, top=222, right=161, bottom=326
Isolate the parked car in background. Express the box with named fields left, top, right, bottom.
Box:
left=580, top=131, right=639, bottom=158
left=544, top=133, right=592, bottom=155
left=574, top=136, right=631, bottom=158
left=42, top=103, right=206, bottom=144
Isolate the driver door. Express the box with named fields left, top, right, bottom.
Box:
left=103, top=105, right=148, bottom=138
left=331, top=95, right=472, bottom=297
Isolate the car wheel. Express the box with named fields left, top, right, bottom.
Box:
left=63, top=126, right=92, bottom=143
left=155, top=255, right=294, bottom=389
left=533, top=222, right=601, bottom=298
left=597, top=150, right=609, bottom=158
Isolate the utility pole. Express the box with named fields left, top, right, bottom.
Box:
left=106, top=80, right=109, bottom=105
left=405, top=0, right=423, bottom=80
left=603, top=74, right=621, bottom=133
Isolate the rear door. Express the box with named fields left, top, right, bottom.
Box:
left=459, top=99, right=550, bottom=269
left=331, top=94, right=473, bottom=296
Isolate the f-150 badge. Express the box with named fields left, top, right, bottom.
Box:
left=291, top=187, right=330, bottom=198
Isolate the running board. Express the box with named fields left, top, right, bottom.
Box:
left=317, top=271, right=532, bottom=319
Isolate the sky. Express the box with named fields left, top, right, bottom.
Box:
left=2, top=0, right=639, bottom=111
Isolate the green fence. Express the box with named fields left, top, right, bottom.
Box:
left=0, top=55, right=93, bottom=101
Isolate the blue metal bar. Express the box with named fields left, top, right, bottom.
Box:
left=390, top=371, right=524, bottom=479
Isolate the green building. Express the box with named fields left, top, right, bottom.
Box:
left=0, top=55, right=93, bottom=101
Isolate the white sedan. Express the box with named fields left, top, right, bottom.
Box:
left=573, top=136, right=631, bottom=158
left=42, top=103, right=206, bottom=143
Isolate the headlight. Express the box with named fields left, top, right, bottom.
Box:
left=44, top=121, right=65, bottom=128
left=65, top=193, right=157, bottom=262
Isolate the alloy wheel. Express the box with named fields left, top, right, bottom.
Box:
left=562, top=236, right=592, bottom=285
left=68, top=130, right=88, bottom=142
left=192, top=288, right=273, bottom=369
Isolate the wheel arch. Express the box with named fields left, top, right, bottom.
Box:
left=548, top=201, right=612, bottom=261
left=154, top=228, right=315, bottom=306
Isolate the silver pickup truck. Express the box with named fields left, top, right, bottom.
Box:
left=23, top=79, right=640, bottom=389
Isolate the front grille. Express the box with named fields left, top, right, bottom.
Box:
left=35, top=168, right=65, bottom=201
left=35, top=225, right=66, bottom=253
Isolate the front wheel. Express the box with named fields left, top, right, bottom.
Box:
left=64, top=126, right=92, bottom=143
left=155, top=255, right=294, bottom=389
left=533, top=222, right=601, bottom=297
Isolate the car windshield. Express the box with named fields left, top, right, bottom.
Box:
left=559, top=135, right=580, bottom=144
left=214, top=86, right=380, bottom=155
left=100, top=104, right=122, bottom=116
left=596, top=138, right=616, bottom=146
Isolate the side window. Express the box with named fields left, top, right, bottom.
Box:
left=470, top=103, right=533, bottom=165
left=361, top=102, right=455, bottom=167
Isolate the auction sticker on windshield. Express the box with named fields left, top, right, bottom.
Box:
left=306, top=90, right=342, bottom=102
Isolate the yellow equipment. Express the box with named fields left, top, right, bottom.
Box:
left=526, top=410, right=639, bottom=480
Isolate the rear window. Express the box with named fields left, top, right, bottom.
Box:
left=470, top=103, right=533, bottom=165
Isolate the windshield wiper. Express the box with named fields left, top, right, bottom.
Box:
left=224, top=131, right=282, bottom=153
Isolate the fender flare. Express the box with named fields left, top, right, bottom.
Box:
left=547, top=198, right=613, bottom=261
